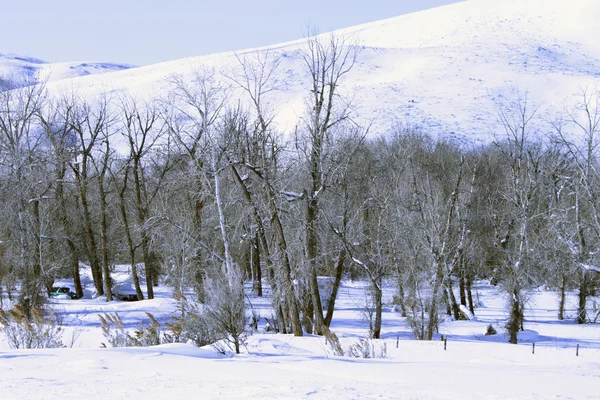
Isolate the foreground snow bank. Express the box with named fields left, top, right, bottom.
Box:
left=0, top=336, right=598, bottom=400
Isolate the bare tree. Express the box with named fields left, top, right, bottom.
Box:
left=493, top=92, right=545, bottom=343
left=0, top=75, right=48, bottom=310
left=297, top=29, right=360, bottom=335
left=69, top=96, right=113, bottom=297
left=551, top=88, right=600, bottom=323
left=228, top=53, right=303, bottom=335
left=38, top=94, right=84, bottom=298
left=120, top=95, right=171, bottom=299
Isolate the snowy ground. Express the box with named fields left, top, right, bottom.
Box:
left=0, top=267, right=598, bottom=399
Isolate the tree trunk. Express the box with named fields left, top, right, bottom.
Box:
left=466, top=274, right=475, bottom=314
left=373, top=280, right=383, bottom=339
left=132, top=158, right=155, bottom=299
left=558, top=274, right=566, bottom=321
left=270, top=198, right=302, bottom=336
left=56, top=169, right=83, bottom=299
left=425, top=261, right=444, bottom=340
left=324, top=248, right=346, bottom=327
left=140, top=235, right=155, bottom=299
left=302, top=285, right=314, bottom=334
left=78, top=181, right=104, bottom=296
left=98, top=175, right=113, bottom=301
left=118, top=168, right=144, bottom=300
left=251, top=236, right=262, bottom=296
left=507, top=289, right=522, bottom=344
left=577, top=270, right=589, bottom=324
left=446, top=278, right=461, bottom=320
left=459, top=275, right=467, bottom=306
left=306, top=196, right=326, bottom=335
left=395, top=268, right=407, bottom=317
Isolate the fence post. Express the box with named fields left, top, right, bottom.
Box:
left=532, top=342, right=535, bottom=354
left=576, top=344, right=579, bottom=357
left=396, top=336, right=399, bottom=349
left=444, top=337, right=447, bottom=351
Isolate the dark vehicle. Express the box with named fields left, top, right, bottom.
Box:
left=50, top=287, right=78, bottom=299
left=116, top=293, right=139, bottom=301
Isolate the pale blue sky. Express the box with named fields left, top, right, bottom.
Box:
left=2, top=0, right=462, bottom=66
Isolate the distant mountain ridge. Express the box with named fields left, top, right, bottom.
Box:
left=0, top=53, right=136, bottom=84
left=16, top=0, right=600, bottom=142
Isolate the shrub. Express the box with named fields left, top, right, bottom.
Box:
left=165, top=301, right=218, bottom=348
left=99, top=312, right=164, bottom=348
left=0, top=305, right=64, bottom=349
left=202, top=268, right=248, bottom=354
left=485, top=324, right=498, bottom=336
left=346, top=337, right=387, bottom=359
left=323, top=326, right=387, bottom=359
left=323, top=326, right=344, bottom=356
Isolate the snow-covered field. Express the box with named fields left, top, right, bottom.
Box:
left=0, top=266, right=598, bottom=399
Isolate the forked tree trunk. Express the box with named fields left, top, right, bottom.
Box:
left=466, top=274, right=475, bottom=314
left=577, top=270, right=589, bottom=324
left=270, top=197, right=303, bottom=336
left=306, top=197, right=325, bottom=335
left=98, top=173, right=113, bottom=301
left=78, top=179, right=104, bottom=296
left=118, top=167, right=144, bottom=300
left=324, top=248, right=346, bottom=327
left=426, top=261, right=444, bottom=340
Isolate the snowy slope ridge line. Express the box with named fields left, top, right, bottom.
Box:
left=0, top=53, right=136, bottom=83
left=44, top=0, right=600, bottom=143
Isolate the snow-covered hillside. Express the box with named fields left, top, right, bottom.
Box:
left=0, top=53, right=135, bottom=84
left=43, top=0, right=600, bottom=143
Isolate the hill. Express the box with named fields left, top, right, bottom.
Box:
left=42, top=0, right=600, bottom=143
left=0, top=53, right=135, bottom=84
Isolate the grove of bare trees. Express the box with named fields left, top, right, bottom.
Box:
left=0, top=35, right=599, bottom=346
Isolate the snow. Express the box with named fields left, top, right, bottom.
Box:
left=34, top=0, right=600, bottom=145
left=0, top=53, right=135, bottom=83
left=582, top=264, right=600, bottom=273
left=2, top=1, right=600, bottom=397
left=1, top=269, right=599, bottom=399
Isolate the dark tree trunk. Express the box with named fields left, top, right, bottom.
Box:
left=251, top=236, right=262, bottom=296
left=132, top=158, right=155, bottom=299
left=302, top=285, right=314, bottom=334
left=118, top=167, right=144, bottom=300
left=459, top=275, right=467, bottom=306
left=446, top=278, right=461, bottom=320
left=56, top=170, right=83, bottom=299
left=78, top=180, right=104, bottom=296
left=507, top=289, right=523, bottom=344
left=396, top=269, right=407, bottom=317
left=558, top=274, right=566, bottom=321
left=98, top=174, right=113, bottom=301
left=466, top=274, right=475, bottom=314
left=306, top=197, right=325, bottom=335
left=426, top=261, right=444, bottom=340
left=577, top=270, right=589, bottom=324
left=324, top=248, right=346, bottom=327
left=270, top=198, right=302, bottom=336
left=373, top=280, right=383, bottom=339
left=443, top=287, right=452, bottom=316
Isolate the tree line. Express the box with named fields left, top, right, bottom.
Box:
left=0, top=34, right=599, bottom=344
